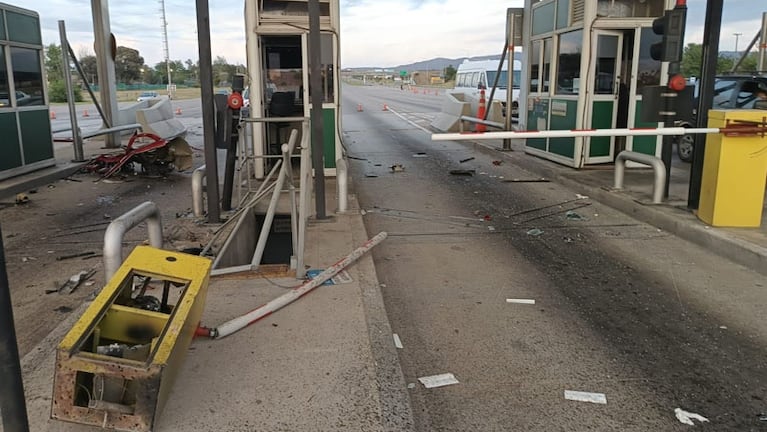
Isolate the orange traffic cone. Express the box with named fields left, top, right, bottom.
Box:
left=175, top=107, right=182, bottom=115
left=50, top=110, right=56, bottom=119
left=382, top=104, right=389, bottom=111
left=82, top=109, right=90, bottom=118
left=357, top=103, right=363, bottom=112
left=476, top=89, right=486, bottom=132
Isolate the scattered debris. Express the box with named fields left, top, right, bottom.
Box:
left=21, top=256, right=37, bottom=263
left=413, top=153, right=428, bottom=158
left=564, top=390, right=607, bottom=404
left=564, top=236, right=574, bottom=243
left=719, top=325, right=727, bottom=330
left=450, top=169, right=476, bottom=176
left=15, top=193, right=29, bottom=205
left=459, top=157, right=475, bottom=163
left=506, top=299, right=536, bottom=304
left=526, top=228, right=544, bottom=236
left=56, top=251, right=96, bottom=261
left=393, top=333, right=403, bottom=349
left=305, top=269, right=353, bottom=285
left=390, top=164, right=405, bottom=173
left=502, top=178, right=550, bottom=183
left=347, top=155, right=368, bottom=161
left=576, top=193, right=589, bottom=200
left=365, top=173, right=379, bottom=178
left=418, top=373, right=460, bottom=389
left=487, top=226, right=496, bottom=231
left=565, top=210, right=587, bottom=221
left=674, top=408, right=709, bottom=426
left=492, top=160, right=503, bottom=166
left=483, top=215, right=492, bottom=221
left=54, top=305, right=73, bottom=313
left=407, top=383, right=416, bottom=389
left=58, top=269, right=97, bottom=295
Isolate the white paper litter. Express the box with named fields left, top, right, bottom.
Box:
left=506, top=298, right=536, bottom=304
left=576, top=194, right=589, bottom=200
left=564, top=390, right=607, bottom=404
left=418, top=373, right=460, bottom=389
left=392, top=333, right=403, bottom=349
left=674, top=408, right=709, bottom=425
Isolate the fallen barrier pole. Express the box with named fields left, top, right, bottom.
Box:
left=458, top=115, right=505, bottom=132
left=432, top=126, right=721, bottom=141
left=197, top=231, right=388, bottom=339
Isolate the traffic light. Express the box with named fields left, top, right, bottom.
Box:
left=650, top=4, right=687, bottom=63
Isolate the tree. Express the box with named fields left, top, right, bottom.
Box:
left=44, top=44, right=64, bottom=81
left=79, top=55, right=98, bottom=85
left=681, top=43, right=747, bottom=77
left=444, top=64, right=456, bottom=82
left=115, top=46, right=144, bottom=83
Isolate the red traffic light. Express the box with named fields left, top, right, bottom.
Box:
left=668, top=74, right=686, bottom=91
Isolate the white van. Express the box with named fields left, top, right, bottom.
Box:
left=454, top=58, right=522, bottom=119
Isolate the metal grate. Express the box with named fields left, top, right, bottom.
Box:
left=571, top=0, right=585, bottom=23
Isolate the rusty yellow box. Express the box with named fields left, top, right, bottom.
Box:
left=51, top=246, right=211, bottom=431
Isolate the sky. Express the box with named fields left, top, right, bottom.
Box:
left=17, top=0, right=767, bottom=69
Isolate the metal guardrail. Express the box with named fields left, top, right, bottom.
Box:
left=614, top=151, right=667, bottom=204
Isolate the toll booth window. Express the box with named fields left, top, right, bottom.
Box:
left=6, top=11, right=41, bottom=45
left=264, top=36, right=303, bottom=108
left=636, top=28, right=661, bottom=94
left=556, top=30, right=582, bottom=95
left=0, top=10, right=5, bottom=40
left=542, top=38, right=552, bottom=93
left=10, top=47, right=44, bottom=106
left=596, top=0, right=664, bottom=18
left=594, top=34, right=619, bottom=95
left=0, top=46, right=9, bottom=108
left=318, top=33, right=334, bottom=104
left=530, top=41, right=541, bottom=93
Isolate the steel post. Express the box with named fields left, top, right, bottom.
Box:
left=0, top=224, right=30, bottom=432
left=308, top=0, right=327, bottom=219
left=195, top=0, right=220, bottom=222
left=688, top=0, right=724, bottom=209
left=58, top=21, right=84, bottom=162
left=90, top=0, right=120, bottom=148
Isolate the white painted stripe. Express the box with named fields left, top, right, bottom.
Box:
left=388, top=107, right=433, bottom=135
left=392, top=333, right=403, bottom=349
left=564, top=390, right=607, bottom=404
left=418, top=373, right=459, bottom=389
left=506, top=298, right=536, bottom=304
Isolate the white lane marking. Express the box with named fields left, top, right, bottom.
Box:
left=387, top=107, right=433, bottom=135
left=506, top=298, right=536, bottom=304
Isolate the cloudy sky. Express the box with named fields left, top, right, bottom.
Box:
left=19, top=0, right=766, bottom=68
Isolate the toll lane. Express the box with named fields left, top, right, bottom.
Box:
left=342, top=83, right=767, bottom=431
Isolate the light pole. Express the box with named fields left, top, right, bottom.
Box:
left=733, top=32, right=743, bottom=53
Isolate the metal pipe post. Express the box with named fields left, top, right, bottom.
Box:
left=0, top=224, right=30, bottom=432
left=103, top=201, right=163, bottom=282
left=192, top=165, right=206, bottom=217
left=58, top=21, right=84, bottom=162
left=308, top=0, right=327, bottom=219
left=195, top=0, right=221, bottom=222
left=688, top=0, right=724, bottom=209
left=613, top=151, right=666, bottom=204
left=90, top=0, right=120, bottom=148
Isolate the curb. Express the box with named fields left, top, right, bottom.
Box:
left=464, top=139, right=767, bottom=277
left=347, top=192, right=416, bottom=432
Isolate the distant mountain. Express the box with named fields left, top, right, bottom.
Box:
left=344, top=53, right=525, bottom=73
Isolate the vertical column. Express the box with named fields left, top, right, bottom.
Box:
left=90, top=0, right=120, bottom=148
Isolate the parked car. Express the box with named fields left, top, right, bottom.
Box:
left=675, top=75, right=767, bottom=162
left=137, top=91, right=159, bottom=102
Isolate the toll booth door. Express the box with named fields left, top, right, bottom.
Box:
left=585, top=30, right=623, bottom=164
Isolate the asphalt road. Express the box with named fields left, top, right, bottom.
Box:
left=342, top=84, right=767, bottom=431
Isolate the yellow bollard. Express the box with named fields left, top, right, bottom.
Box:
left=698, top=109, right=767, bottom=227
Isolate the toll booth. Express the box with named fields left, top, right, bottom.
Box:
left=245, top=0, right=341, bottom=177
left=0, top=2, right=54, bottom=180
left=521, top=0, right=673, bottom=168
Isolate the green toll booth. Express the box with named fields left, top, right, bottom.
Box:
left=520, top=0, right=674, bottom=168
left=0, top=2, right=54, bottom=180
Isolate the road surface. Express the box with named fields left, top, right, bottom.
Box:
left=342, top=83, right=767, bottom=431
